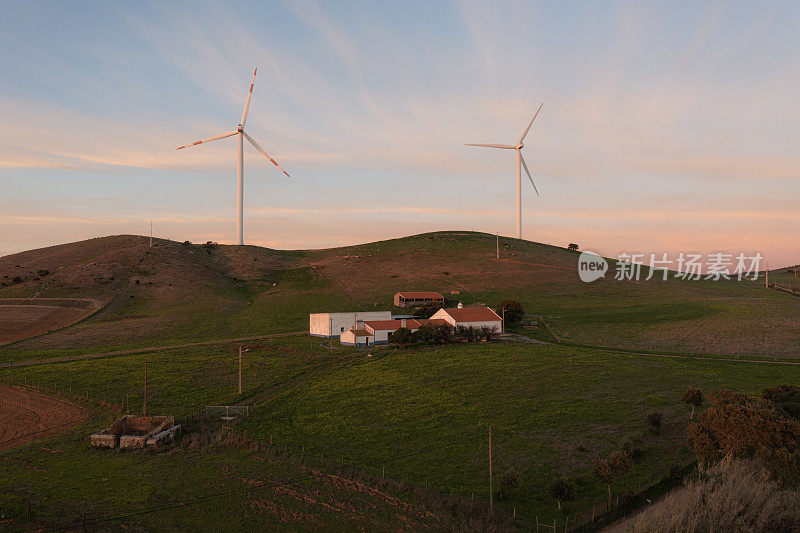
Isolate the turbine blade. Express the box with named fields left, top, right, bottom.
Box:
left=519, top=102, right=543, bottom=143
left=521, top=153, right=539, bottom=196
left=464, top=143, right=516, bottom=149
left=176, top=130, right=238, bottom=150
left=240, top=67, right=257, bottom=126
left=243, top=131, right=290, bottom=178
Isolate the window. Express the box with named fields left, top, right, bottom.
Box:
left=340, top=327, right=344, bottom=332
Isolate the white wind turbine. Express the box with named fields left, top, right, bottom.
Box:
left=176, top=68, right=290, bottom=245
left=466, top=103, right=543, bottom=239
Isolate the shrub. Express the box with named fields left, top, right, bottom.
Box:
left=646, top=411, right=662, bottom=434
left=548, top=477, right=576, bottom=511
left=37, top=269, right=49, bottom=277
left=497, top=470, right=519, bottom=500
left=687, top=389, right=800, bottom=485
left=433, top=323, right=455, bottom=344
left=479, top=325, right=498, bottom=341
left=12, top=276, right=23, bottom=284
left=416, top=324, right=436, bottom=344
left=682, top=387, right=704, bottom=419
left=763, top=384, right=800, bottom=420
left=567, top=243, right=579, bottom=252
left=495, top=299, right=524, bottom=324
left=389, top=327, right=415, bottom=347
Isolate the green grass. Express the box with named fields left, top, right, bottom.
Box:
left=4, top=339, right=800, bottom=527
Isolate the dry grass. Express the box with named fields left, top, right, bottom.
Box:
left=616, top=457, right=800, bottom=532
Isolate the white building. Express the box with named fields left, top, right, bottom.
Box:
left=341, top=317, right=448, bottom=346
left=309, top=311, right=392, bottom=337
left=430, top=307, right=503, bottom=332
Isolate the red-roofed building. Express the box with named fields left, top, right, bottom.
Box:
left=430, top=307, right=502, bottom=332
left=394, top=291, right=445, bottom=308
left=359, top=317, right=447, bottom=344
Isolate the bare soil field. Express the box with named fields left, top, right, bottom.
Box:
left=0, top=298, right=103, bottom=345
left=0, top=384, right=86, bottom=451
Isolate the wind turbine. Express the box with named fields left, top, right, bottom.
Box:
left=466, top=103, right=542, bottom=239
left=176, top=68, right=290, bottom=245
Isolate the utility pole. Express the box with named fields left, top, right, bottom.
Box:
left=149, top=220, right=153, bottom=248
left=496, top=233, right=499, bottom=260
left=329, top=317, right=333, bottom=352
left=143, top=360, right=147, bottom=416
left=489, top=426, right=493, bottom=509
left=766, top=262, right=769, bottom=287
left=502, top=308, right=505, bottom=334
left=238, top=345, right=243, bottom=395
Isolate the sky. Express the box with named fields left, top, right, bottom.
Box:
left=1, top=1, right=798, bottom=267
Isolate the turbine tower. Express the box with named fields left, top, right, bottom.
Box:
left=176, top=68, right=290, bottom=245
left=466, top=103, right=542, bottom=239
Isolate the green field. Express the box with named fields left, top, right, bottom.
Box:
left=2, top=232, right=800, bottom=529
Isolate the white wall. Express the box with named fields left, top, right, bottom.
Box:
left=310, top=311, right=391, bottom=336
left=429, top=309, right=501, bottom=332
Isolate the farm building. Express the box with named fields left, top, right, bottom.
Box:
left=340, top=318, right=447, bottom=346
left=430, top=306, right=503, bottom=332
left=309, top=311, right=391, bottom=337
left=393, top=291, right=445, bottom=308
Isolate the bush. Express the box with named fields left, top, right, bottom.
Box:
left=479, top=325, right=498, bottom=341
left=416, top=324, right=436, bottom=344
left=37, top=269, right=49, bottom=277
left=763, top=384, right=800, bottom=420
left=646, top=411, right=662, bottom=434
left=687, top=389, right=800, bottom=485
left=682, top=387, right=704, bottom=419
left=497, top=470, right=519, bottom=500
left=389, top=327, right=415, bottom=346
left=11, top=276, right=23, bottom=284
left=433, top=323, right=455, bottom=344
left=548, top=477, right=576, bottom=511
left=567, top=243, right=579, bottom=252
left=495, top=299, right=524, bottom=324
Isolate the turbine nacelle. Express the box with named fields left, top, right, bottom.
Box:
left=516, top=142, right=524, bottom=150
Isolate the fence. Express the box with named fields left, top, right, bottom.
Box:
left=0, top=373, right=688, bottom=532
left=205, top=405, right=249, bottom=420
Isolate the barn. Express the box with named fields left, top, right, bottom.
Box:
left=393, top=291, right=445, bottom=308
left=430, top=306, right=503, bottom=332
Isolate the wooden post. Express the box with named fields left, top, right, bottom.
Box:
left=143, top=360, right=147, bottom=416
left=238, top=345, right=242, bottom=395
left=496, top=233, right=499, bottom=260
left=488, top=426, right=493, bottom=509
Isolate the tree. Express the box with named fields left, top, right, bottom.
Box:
left=433, top=323, right=455, bottom=344
left=389, top=327, right=415, bottom=347
left=568, top=243, right=579, bottom=252
left=595, top=450, right=634, bottom=506
left=682, top=387, right=704, bottom=419
left=496, top=299, right=524, bottom=325
left=548, top=477, right=576, bottom=512
left=413, top=302, right=445, bottom=319
left=416, top=324, right=436, bottom=345
left=687, top=389, right=800, bottom=484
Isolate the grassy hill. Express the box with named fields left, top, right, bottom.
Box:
left=2, top=232, right=800, bottom=529
left=2, top=231, right=799, bottom=359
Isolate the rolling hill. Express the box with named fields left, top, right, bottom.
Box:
left=1, top=231, right=799, bottom=360
left=2, top=232, right=800, bottom=529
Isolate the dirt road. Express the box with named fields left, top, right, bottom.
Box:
left=0, top=384, right=86, bottom=452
